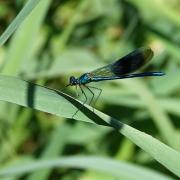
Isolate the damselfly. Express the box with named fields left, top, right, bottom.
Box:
left=66, top=47, right=165, bottom=117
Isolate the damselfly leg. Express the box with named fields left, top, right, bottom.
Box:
left=72, top=85, right=87, bottom=118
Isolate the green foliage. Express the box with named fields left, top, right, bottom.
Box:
left=0, top=0, right=180, bottom=179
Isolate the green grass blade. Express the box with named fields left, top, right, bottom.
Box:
left=2, top=0, right=50, bottom=75
left=27, top=124, right=72, bottom=180
left=126, top=0, right=180, bottom=27
left=0, top=75, right=179, bottom=177
left=0, top=0, right=41, bottom=46
left=0, top=156, right=173, bottom=180
left=120, top=79, right=178, bottom=150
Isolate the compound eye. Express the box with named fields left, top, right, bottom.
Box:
left=69, top=76, right=76, bottom=85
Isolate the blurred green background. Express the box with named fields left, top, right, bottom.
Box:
left=0, top=0, right=180, bottom=179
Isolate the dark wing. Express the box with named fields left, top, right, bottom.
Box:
left=89, top=47, right=153, bottom=78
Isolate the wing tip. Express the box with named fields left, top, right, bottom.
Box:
left=139, top=47, right=154, bottom=61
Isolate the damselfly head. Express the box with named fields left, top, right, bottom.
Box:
left=69, top=76, right=78, bottom=86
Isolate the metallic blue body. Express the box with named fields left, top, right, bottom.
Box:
left=69, top=72, right=164, bottom=85
left=67, top=47, right=165, bottom=86
left=90, top=72, right=164, bottom=82
left=79, top=74, right=91, bottom=84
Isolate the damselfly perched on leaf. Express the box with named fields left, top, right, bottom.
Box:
left=66, top=47, right=165, bottom=117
